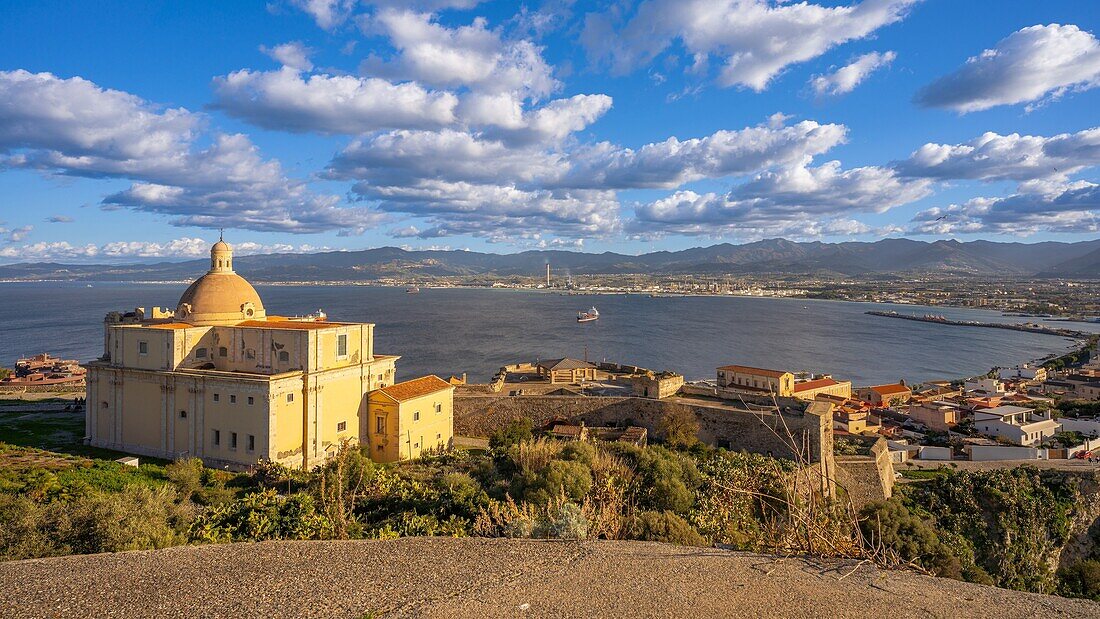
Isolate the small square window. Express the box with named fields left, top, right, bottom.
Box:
left=287, top=393, right=294, bottom=403
left=435, top=403, right=442, bottom=413
left=413, top=411, right=420, bottom=422
left=437, top=433, right=441, bottom=440
left=337, top=421, right=347, bottom=432
left=230, top=394, right=237, bottom=404
left=279, top=351, right=290, bottom=362
left=246, top=349, right=256, bottom=360
left=179, top=410, right=187, bottom=419
left=218, top=346, right=228, bottom=357
left=196, top=347, right=207, bottom=358
left=248, top=434, right=255, bottom=452
left=213, top=393, right=220, bottom=402
left=376, top=444, right=383, bottom=451
left=247, top=396, right=254, bottom=405
left=413, top=442, right=419, bottom=449
left=230, top=432, right=238, bottom=449
left=138, top=341, right=148, bottom=355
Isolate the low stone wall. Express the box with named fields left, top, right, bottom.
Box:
left=0, top=383, right=86, bottom=395
left=455, top=395, right=830, bottom=465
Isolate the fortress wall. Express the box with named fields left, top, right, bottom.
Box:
left=454, top=395, right=830, bottom=465
left=834, top=438, right=895, bottom=509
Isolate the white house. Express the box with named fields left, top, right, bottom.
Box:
left=964, top=377, right=1009, bottom=397
left=972, top=405, right=1059, bottom=447
left=998, top=364, right=1047, bottom=382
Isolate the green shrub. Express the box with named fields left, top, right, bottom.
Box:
left=1057, top=560, right=1100, bottom=600
left=190, top=489, right=332, bottom=543
left=658, top=408, right=699, bottom=448
left=55, top=485, right=189, bottom=555
left=627, top=510, right=706, bottom=546
left=518, top=459, right=593, bottom=506
left=859, top=500, right=961, bottom=579
left=489, top=418, right=533, bottom=451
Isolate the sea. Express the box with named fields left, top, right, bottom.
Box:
left=1, top=281, right=1096, bottom=386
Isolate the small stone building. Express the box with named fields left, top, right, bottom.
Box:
left=537, top=358, right=598, bottom=384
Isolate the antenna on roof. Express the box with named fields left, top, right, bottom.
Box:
left=219, top=228, right=224, bottom=241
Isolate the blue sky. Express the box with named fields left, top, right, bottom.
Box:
left=0, top=0, right=1098, bottom=262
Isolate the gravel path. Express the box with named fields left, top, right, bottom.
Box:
left=2, top=538, right=1098, bottom=618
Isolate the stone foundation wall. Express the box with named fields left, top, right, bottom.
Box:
left=455, top=395, right=830, bottom=465
left=834, top=438, right=895, bottom=509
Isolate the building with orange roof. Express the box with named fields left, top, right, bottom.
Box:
left=85, top=238, right=444, bottom=470
left=717, top=364, right=851, bottom=399
left=856, top=382, right=912, bottom=407
left=367, top=376, right=454, bottom=462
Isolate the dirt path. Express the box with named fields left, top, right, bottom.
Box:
left=1, top=538, right=1096, bottom=618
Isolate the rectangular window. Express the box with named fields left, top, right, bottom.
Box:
left=437, top=433, right=442, bottom=440
left=248, top=434, right=255, bottom=452
left=213, top=429, right=220, bottom=446
left=287, top=393, right=294, bottom=403
left=337, top=333, right=348, bottom=357
left=196, top=347, right=207, bottom=358
left=230, top=432, right=238, bottom=450
left=435, top=403, right=442, bottom=414
left=138, top=341, right=148, bottom=355
left=213, top=393, right=219, bottom=402
left=337, top=421, right=347, bottom=432
left=247, top=396, right=254, bottom=405
left=376, top=416, right=385, bottom=433
left=413, top=442, right=419, bottom=449
left=413, top=411, right=420, bottom=422
left=230, top=394, right=237, bottom=404
left=179, top=410, right=187, bottom=419
left=218, top=346, right=228, bottom=357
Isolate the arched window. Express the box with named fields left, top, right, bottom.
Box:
left=218, top=346, right=228, bottom=357
left=279, top=351, right=290, bottom=363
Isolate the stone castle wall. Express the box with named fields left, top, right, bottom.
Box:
left=454, top=395, right=830, bottom=465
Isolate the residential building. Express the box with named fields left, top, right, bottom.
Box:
left=717, top=365, right=794, bottom=395
left=791, top=376, right=852, bottom=400
left=972, top=405, right=1059, bottom=447
left=998, top=364, right=1047, bottom=382
left=857, top=383, right=912, bottom=407
left=537, top=358, right=598, bottom=384
left=964, top=377, right=1009, bottom=397
left=366, top=375, right=454, bottom=463
left=908, top=401, right=961, bottom=432
left=85, top=238, right=447, bottom=470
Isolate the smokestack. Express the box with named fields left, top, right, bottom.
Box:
left=546, top=262, right=551, bottom=287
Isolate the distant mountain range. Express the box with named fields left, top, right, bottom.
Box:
left=3, top=238, right=1100, bottom=282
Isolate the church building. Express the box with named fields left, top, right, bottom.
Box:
left=85, top=238, right=452, bottom=469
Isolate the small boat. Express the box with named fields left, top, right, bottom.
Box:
left=577, top=307, right=599, bottom=322
left=406, top=286, right=420, bottom=294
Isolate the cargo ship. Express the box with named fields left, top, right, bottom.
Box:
left=577, top=307, right=599, bottom=323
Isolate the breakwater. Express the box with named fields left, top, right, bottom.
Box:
left=866, top=310, right=1088, bottom=338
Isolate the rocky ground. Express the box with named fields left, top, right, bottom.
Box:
left=2, top=538, right=1097, bottom=618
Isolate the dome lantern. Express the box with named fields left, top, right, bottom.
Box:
left=175, top=236, right=266, bottom=326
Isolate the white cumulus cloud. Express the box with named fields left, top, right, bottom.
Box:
left=916, top=24, right=1100, bottom=113
left=810, top=50, right=896, bottom=96
left=260, top=41, right=315, bottom=71
left=582, top=0, right=918, bottom=90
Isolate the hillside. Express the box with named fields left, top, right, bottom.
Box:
left=1, top=538, right=1095, bottom=618
left=3, top=238, right=1100, bottom=282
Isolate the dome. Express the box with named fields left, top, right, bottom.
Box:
left=175, top=238, right=266, bottom=326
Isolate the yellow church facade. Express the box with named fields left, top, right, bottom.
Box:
left=85, top=238, right=452, bottom=469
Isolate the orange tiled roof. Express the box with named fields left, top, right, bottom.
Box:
left=870, top=383, right=910, bottom=395
left=376, top=375, right=452, bottom=402
left=717, top=365, right=789, bottom=378
left=793, top=378, right=840, bottom=392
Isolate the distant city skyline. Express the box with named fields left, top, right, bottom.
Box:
left=0, top=0, right=1098, bottom=263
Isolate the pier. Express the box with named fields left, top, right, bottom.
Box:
left=865, top=310, right=1089, bottom=338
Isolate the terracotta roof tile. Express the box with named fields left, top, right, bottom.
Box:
left=377, top=375, right=452, bottom=402
left=870, top=384, right=911, bottom=395
left=792, top=378, right=839, bottom=392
